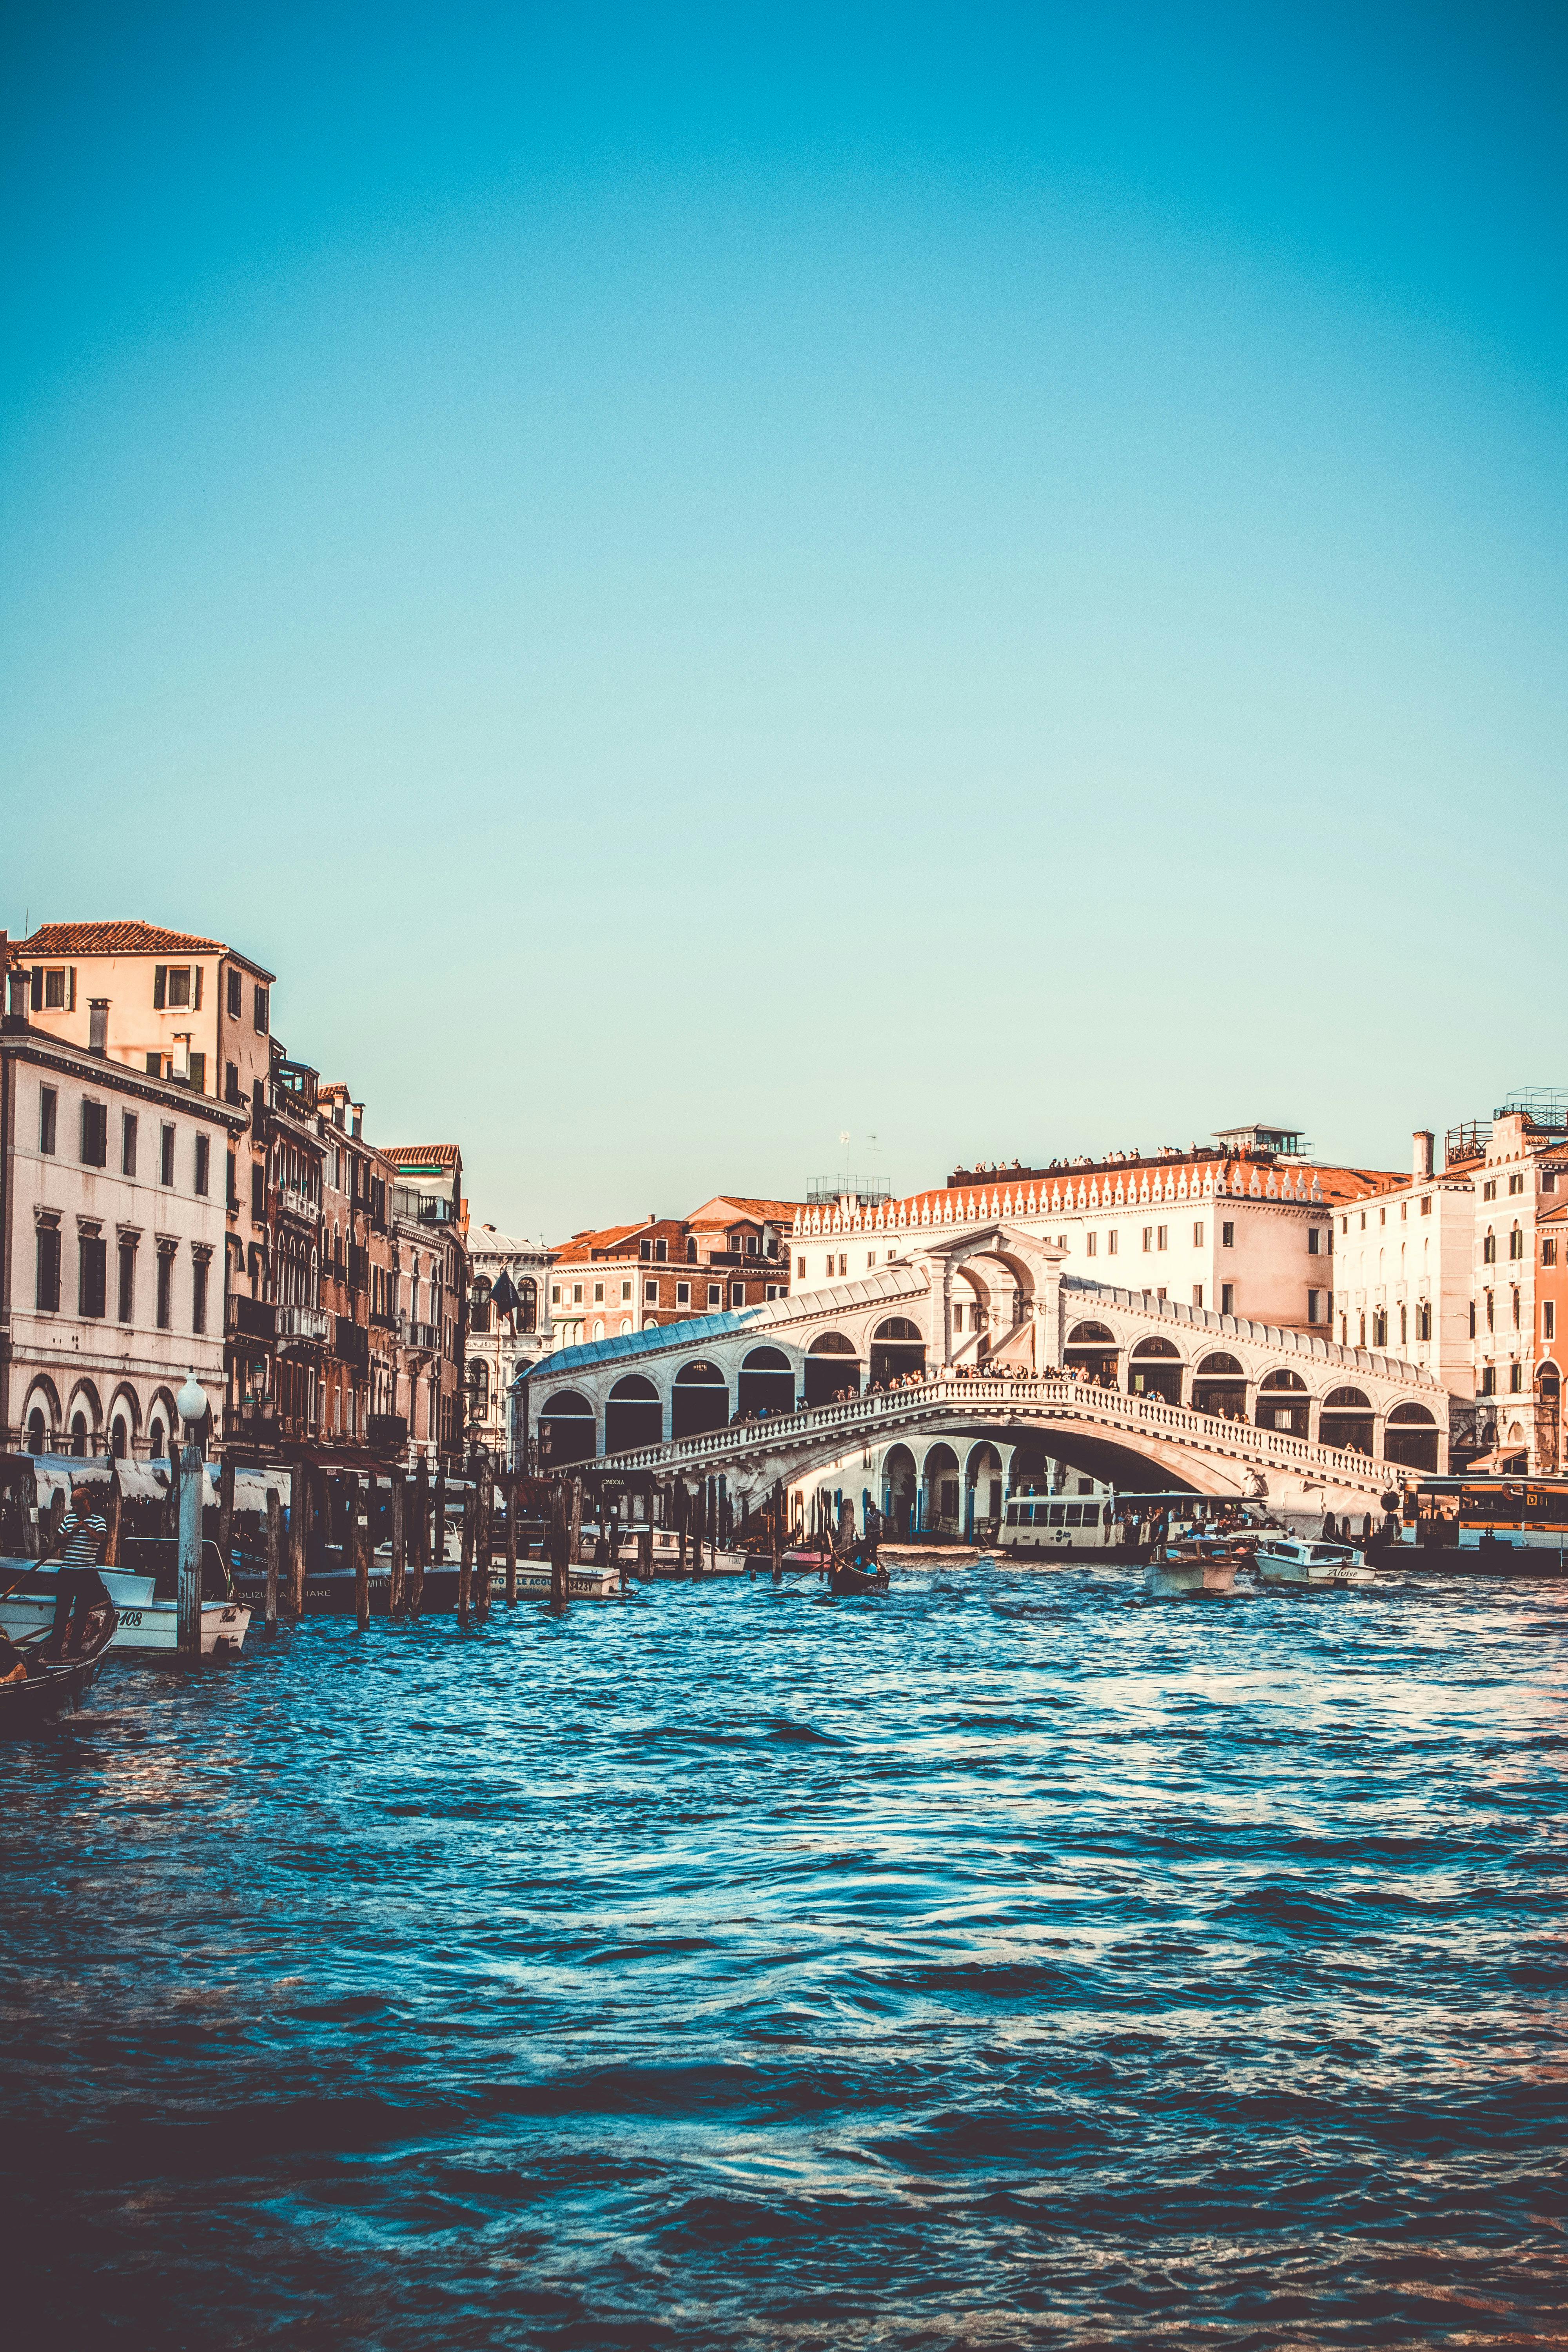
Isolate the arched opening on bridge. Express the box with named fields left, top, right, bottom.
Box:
left=1320, top=1385, right=1374, bottom=1454
left=869, top=1316, right=925, bottom=1390
left=1537, top=1361, right=1562, bottom=1473
left=671, top=1359, right=730, bottom=1440
left=921, top=1442, right=960, bottom=1537
left=883, top=1443, right=916, bottom=1537
left=540, top=1388, right=597, bottom=1466
left=1129, top=1336, right=1182, bottom=1405
left=737, top=1345, right=795, bottom=1420
left=1384, top=1400, right=1438, bottom=1472
left=1064, top=1321, right=1119, bottom=1387
left=965, top=1442, right=1003, bottom=1539
left=805, top=1330, right=860, bottom=1408
left=1192, top=1350, right=1247, bottom=1420
left=1256, top=1367, right=1308, bottom=1437
left=606, top=1374, right=662, bottom=1454
left=1005, top=1438, right=1054, bottom=1500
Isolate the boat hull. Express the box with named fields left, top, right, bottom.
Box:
left=1145, top=1558, right=1239, bottom=1596
left=0, top=1588, right=249, bottom=1654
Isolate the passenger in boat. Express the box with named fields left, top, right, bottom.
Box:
left=45, top=1483, right=111, bottom=1659
left=0, top=1632, right=29, bottom=1686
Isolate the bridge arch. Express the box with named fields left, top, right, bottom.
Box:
left=1129, top=1336, right=1181, bottom=1404
left=107, top=1383, right=141, bottom=1460
left=805, top=1330, right=860, bottom=1408
left=541, top=1388, right=597, bottom=1466
left=1257, top=1365, right=1308, bottom=1435
left=1065, top=1320, right=1119, bottom=1385
left=672, top=1359, right=730, bottom=1440
left=1321, top=1384, right=1374, bottom=1454
left=738, top=1345, right=795, bottom=1419
left=920, top=1441, right=961, bottom=1535
left=606, top=1374, right=662, bottom=1453
left=882, top=1442, right=917, bottom=1535
left=1193, top=1351, right=1247, bottom=1420
left=870, top=1316, right=925, bottom=1388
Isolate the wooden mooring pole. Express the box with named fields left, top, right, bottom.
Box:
left=411, top=1459, right=429, bottom=1619
left=389, top=1469, right=406, bottom=1620
left=505, top=1474, right=518, bottom=1606
left=548, top=1478, right=570, bottom=1608
left=216, top=1454, right=236, bottom=1593
left=477, top=1468, right=493, bottom=1622
left=265, top=1487, right=281, bottom=1629
left=354, top=1474, right=370, bottom=1632
left=457, top=1485, right=474, bottom=1628
left=288, top=1459, right=306, bottom=1617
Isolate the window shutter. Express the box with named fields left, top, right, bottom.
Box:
left=30, top=966, right=42, bottom=1011
left=194, top=965, right=203, bottom=1010
left=68, top=967, right=76, bottom=1010
left=154, top=965, right=167, bottom=1009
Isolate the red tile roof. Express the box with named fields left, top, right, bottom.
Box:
left=12, top=921, right=275, bottom=979
left=383, top=1144, right=462, bottom=1168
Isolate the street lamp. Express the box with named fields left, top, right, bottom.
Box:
left=175, top=1370, right=209, bottom=1660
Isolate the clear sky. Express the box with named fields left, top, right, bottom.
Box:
left=3, top=3, right=1564, bottom=1239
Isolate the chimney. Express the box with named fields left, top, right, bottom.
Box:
left=172, top=1033, right=191, bottom=1082
left=89, top=998, right=109, bottom=1055
left=4, top=964, right=27, bottom=1029
left=1413, top=1129, right=1434, bottom=1182
left=352, top=1104, right=363, bottom=1140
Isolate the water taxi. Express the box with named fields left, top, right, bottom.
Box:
left=1145, top=1540, right=1245, bottom=1598
left=1254, top=1536, right=1376, bottom=1590
left=0, top=1550, right=250, bottom=1655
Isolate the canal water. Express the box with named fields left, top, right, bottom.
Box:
left=5, top=1564, right=1564, bottom=2348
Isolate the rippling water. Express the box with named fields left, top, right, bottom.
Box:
left=5, top=1563, right=1566, bottom=2347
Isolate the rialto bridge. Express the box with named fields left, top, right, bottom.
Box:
left=514, top=1222, right=1448, bottom=1526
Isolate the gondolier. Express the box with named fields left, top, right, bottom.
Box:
left=45, top=1483, right=111, bottom=1659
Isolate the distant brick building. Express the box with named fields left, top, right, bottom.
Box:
left=549, top=1196, right=800, bottom=1351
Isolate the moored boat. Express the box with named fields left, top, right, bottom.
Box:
left=0, top=1593, right=118, bottom=1734
left=0, top=1552, right=250, bottom=1655
left=1145, top=1541, right=1243, bottom=1597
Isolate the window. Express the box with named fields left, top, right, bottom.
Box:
left=1545, top=1171, right=1559, bottom=1194
left=1483, top=1180, right=1497, bottom=1201
left=1379, top=1206, right=1387, bottom=1226
left=571, top=1282, right=583, bottom=1304
left=1486, top=1290, right=1494, bottom=1331
left=1544, top=1301, right=1557, bottom=1341
left=1509, top=1227, right=1524, bottom=1260
left=1359, top=1210, right=1367, bottom=1229
left=1483, top=1231, right=1497, bottom=1263
left=766, top=1283, right=782, bottom=1300
left=551, top=1285, right=562, bottom=1307
left=1156, top=1226, right=1168, bottom=1251
left=676, top=1281, right=691, bottom=1305
left=1416, top=1301, right=1431, bottom=1341
left=1399, top=1304, right=1407, bottom=1344
left=43, top=967, right=67, bottom=1008
left=1142, top=1227, right=1153, bottom=1252
left=121, top=1113, right=137, bottom=1176
left=1221, top=1222, right=1234, bottom=1249
left=81, top=1101, right=108, bottom=1167
left=1420, top=1192, right=1431, bottom=1215
left=78, top=1231, right=107, bottom=1319
left=837, top=1253, right=848, bottom=1276
left=188, top=1052, right=206, bottom=1095
left=35, top=1223, right=61, bottom=1311
left=1106, top=1229, right=1118, bottom=1256
left=1372, top=1310, right=1387, bottom=1347
left=1545, top=1239, right=1558, bottom=1268
left=1512, top=1287, right=1521, bottom=1328
left=866, top=1252, right=875, bottom=1270
left=644, top=1279, right=658, bottom=1304
left=1192, top=1221, right=1204, bottom=1247
left=1509, top=1171, right=1524, bottom=1195
left=731, top=1281, right=745, bottom=1307
left=254, top=986, right=269, bottom=1034
left=118, top=1238, right=135, bottom=1323
left=1086, top=1231, right=1098, bottom=1257
left=156, top=1248, right=174, bottom=1331
left=146, top=1053, right=163, bottom=1078
left=707, top=1283, right=721, bottom=1307
left=160, top=1125, right=175, bottom=1185
left=1479, top=1364, right=1495, bottom=1395
left=194, top=1134, right=210, bottom=1195
left=592, top=1281, right=604, bottom=1304
left=621, top=1280, right=632, bottom=1302
left=797, top=1255, right=806, bottom=1278
left=1509, top=1361, right=1523, bottom=1393
left=1193, top=1284, right=1205, bottom=1309
left=227, top=967, right=243, bottom=1018
left=654, top=1238, right=667, bottom=1263
left=165, top=967, right=192, bottom=1009
left=1400, top=1201, right=1408, bottom=1220
left=1307, top=1228, right=1321, bottom=1255
left=1469, top=1299, right=1476, bottom=1338
left=1220, top=1282, right=1234, bottom=1314
left=251, top=1164, right=265, bottom=1220
left=192, top=1254, right=209, bottom=1335
left=1307, top=1289, right=1321, bottom=1323
left=38, top=1086, right=56, bottom=1154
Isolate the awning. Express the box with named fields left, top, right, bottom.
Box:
left=1462, top=1447, right=1530, bottom=1473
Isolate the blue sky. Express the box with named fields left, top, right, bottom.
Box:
left=3, top=3, right=1564, bottom=1236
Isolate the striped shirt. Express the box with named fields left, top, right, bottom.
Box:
left=57, top=1509, right=107, bottom=1566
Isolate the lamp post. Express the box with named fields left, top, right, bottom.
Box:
left=176, top=1370, right=208, bottom=1660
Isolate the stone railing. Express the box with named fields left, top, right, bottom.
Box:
left=1065, top=1277, right=1443, bottom=1392
left=587, top=1370, right=1401, bottom=1490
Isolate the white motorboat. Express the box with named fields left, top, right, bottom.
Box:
left=1254, top=1536, right=1377, bottom=1590
left=513, top=1561, right=626, bottom=1600
left=1145, top=1543, right=1242, bottom=1597
left=613, top=1528, right=749, bottom=1579
left=0, top=1559, right=250, bottom=1655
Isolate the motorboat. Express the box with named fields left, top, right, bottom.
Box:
left=615, top=1528, right=749, bottom=1579
left=0, top=1550, right=250, bottom=1655
left=1145, top=1540, right=1243, bottom=1598
left=1254, top=1535, right=1377, bottom=1590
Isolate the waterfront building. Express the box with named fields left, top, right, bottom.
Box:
left=385, top=1145, right=467, bottom=1465
left=1444, top=1095, right=1568, bottom=1471
left=1533, top=1191, right=1568, bottom=1472
left=316, top=1084, right=399, bottom=1450
left=549, top=1196, right=799, bottom=1351
left=9, top=919, right=278, bottom=1447
left=798, top=1125, right=1401, bottom=1346
left=464, top=1221, right=555, bottom=1468
left=0, top=979, right=247, bottom=1456
left=1330, top=1131, right=1476, bottom=1454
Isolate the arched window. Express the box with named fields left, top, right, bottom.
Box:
left=26, top=1406, right=46, bottom=1455
left=671, top=1359, right=729, bottom=1439
left=606, top=1374, right=662, bottom=1452
left=1483, top=1229, right=1497, bottom=1263
left=539, top=1389, right=596, bottom=1467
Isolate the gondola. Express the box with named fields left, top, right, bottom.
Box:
left=827, top=1557, right=889, bottom=1596
left=0, top=1594, right=118, bottom=1735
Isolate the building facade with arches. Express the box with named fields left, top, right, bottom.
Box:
left=1, top=1018, right=244, bottom=1461
left=464, top=1220, right=555, bottom=1470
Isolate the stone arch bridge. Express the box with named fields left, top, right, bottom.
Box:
left=515, top=1222, right=1447, bottom=1520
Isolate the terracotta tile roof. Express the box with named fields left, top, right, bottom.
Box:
left=383, top=1144, right=462, bottom=1169
left=688, top=1194, right=806, bottom=1225
left=553, top=1221, right=654, bottom=1262
left=13, top=920, right=275, bottom=980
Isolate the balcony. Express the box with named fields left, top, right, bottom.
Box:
left=404, top=1319, right=439, bottom=1353
left=276, top=1305, right=330, bottom=1348
left=226, top=1294, right=276, bottom=1342
left=277, top=1179, right=318, bottom=1224
left=335, top=1316, right=369, bottom=1373
left=347, top=1243, right=369, bottom=1290
left=370, top=1307, right=399, bottom=1332
left=367, top=1412, right=408, bottom=1454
